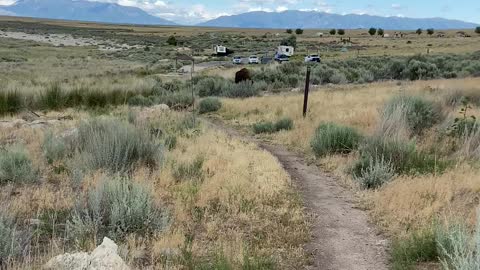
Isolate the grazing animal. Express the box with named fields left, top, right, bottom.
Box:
left=235, top=68, right=251, bottom=84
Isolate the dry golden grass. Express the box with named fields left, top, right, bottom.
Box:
left=219, top=77, right=480, bottom=154
left=217, top=77, right=480, bottom=237
left=143, top=126, right=308, bottom=268
left=370, top=165, right=480, bottom=234
left=0, top=108, right=308, bottom=269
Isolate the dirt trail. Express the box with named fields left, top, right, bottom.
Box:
left=206, top=119, right=388, bottom=270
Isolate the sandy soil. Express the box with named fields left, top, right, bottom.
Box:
left=206, top=118, right=389, bottom=270
left=0, top=30, right=142, bottom=51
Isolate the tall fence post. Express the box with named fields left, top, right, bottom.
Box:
left=303, top=65, right=311, bottom=118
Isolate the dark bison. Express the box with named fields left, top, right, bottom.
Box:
left=235, top=68, right=251, bottom=84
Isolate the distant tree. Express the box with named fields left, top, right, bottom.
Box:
left=338, top=29, right=345, bottom=35
left=295, top=28, right=304, bottom=35
left=280, top=35, right=297, bottom=48
left=427, top=28, right=435, bottom=35
left=475, top=26, right=480, bottom=34
left=286, top=29, right=293, bottom=34
left=368, top=27, right=377, bottom=36
left=329, top=29, right=337, bottom=35
left=416, top=28, right=423, bottom=35
left=377, top=28, right=384, bottom=36
left=167, top=35, right=177, bottom=46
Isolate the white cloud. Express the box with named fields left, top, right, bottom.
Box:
left=0, top=0, right=16, bottom=5
left=89, top=0, right=223, bottom=24
left=276, top=6, right=288, bottom=12
left=391, top=4, right=402, bottom=10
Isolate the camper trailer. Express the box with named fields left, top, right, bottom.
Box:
left=277, top=46, right=294, bottom=57
left=213, top=45, right=227, bottom=55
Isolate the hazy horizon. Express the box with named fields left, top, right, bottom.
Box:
left=0, top=0, right=479, bottom=25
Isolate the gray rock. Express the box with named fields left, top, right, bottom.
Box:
left=43, top=253, right=90, bottom=270
left=43, top=237, right=129, bottom=270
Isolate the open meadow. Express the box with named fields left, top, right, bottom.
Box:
left=0, top=15, right=480, bottom=270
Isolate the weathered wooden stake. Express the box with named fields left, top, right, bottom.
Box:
left=303, top=66, right=311, bottom=118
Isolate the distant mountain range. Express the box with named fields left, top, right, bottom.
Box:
left=197, top=10, right=478, bottom=30
left=0, top=1, right=477, bottom=29
left=0, top=0, right=176, bottom=25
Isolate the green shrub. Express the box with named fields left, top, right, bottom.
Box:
left=0, top=213, right=21, bottom=264
left=73, top=118, right=162, bottom=173
left=253, top=118, right=294, bottom=134
left=329, top=71, right=348, bottom=84
left=152, top=90, right=193, bottom=109
left=354, top=157, right=395, bottom=189
left=40, top=83, right=65, bottom=110
left=253, top=122, right=276, bottom=134
left=196, top=77, right=229, bottom=97
left=356, top=136, right=445, bottom=175
left=64, top=88, right=85, bottom=108
left=127, top=95, right=153, bottom=107
left=0, top=144, right=37, bottom=184
left=42, top=132, right=67, bottom=164
left=0, top=91, right=23, bottom=115
left=405, top=60, right=439, bottom=80
left=391, top=229, right=438, bottom=270
left=253, top=80, right=268, bottom=92
left=68, top=176, right=166, bottom=244
left=165, top=135, right=177, bottom=151
left=172, top=156, right=204, bottom=182
left=199, top=98, right=222, bottom=114
left=274, top=118, right=294, bottom=131
left=310, top=123, right=362, bottom=157
left=224, top=81, right=259, bottom=98
left=84, top=91, right=108, bottom=108
left=383, top=96, right=442, bottom=135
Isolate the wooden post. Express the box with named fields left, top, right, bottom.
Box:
left=303, top=66, right=311, bottom=118
left=191, top=59, right=195, bottom=125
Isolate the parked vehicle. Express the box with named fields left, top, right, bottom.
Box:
left=277, top=46, right=294, bottom=57
left=248, top=55, right=259, bottom=64
left=274, top=54, right=290, bottom=63
left=305, top=54, right=321, bottom=63
left=232, top=56, right=242, bottom=64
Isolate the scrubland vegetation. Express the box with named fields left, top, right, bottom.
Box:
left=217, top=77, right=480, bottom=269
left=0, top=108, right=307, bottom=269
left=1, top=17, right=480, bottom=270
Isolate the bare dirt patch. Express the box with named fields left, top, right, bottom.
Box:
left=0, top=30, right=141, bottom=51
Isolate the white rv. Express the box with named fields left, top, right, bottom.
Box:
left=214, top=45, right=227, bottom=55
left=277, top=46, right=294, bottom=57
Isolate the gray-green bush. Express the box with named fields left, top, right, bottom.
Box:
left=198, top=98, right=222, bottom=114
left=274, top=118, right=294, bottom=131
left=68, top=176, right=166, bottom=245
left=224, top=81, right=259, bottom=98
left=72, top=118, right=162, bottom=173
left=436, top=217, right=480, bottom=270
left=383, top=95, right=442, bottom=135
left=0, top=144, right=36, bottom=184
left=310, top=123, right=362, bottom=157
left=354, top=136, right=445, bottom=177
left=0, top=213, right=20, bottom=264
left=253, top=118, right=294, bottom=134
left=354, top=157, right=395, bottom=189
left=253, top=122, right=276, bottom=134
left=42, top=132, right=67, bottom=164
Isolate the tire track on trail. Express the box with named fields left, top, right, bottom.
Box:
left=205, top=118, right=388, bottom=270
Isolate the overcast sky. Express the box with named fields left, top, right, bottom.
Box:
left=2, top=0, right=479, bottom=25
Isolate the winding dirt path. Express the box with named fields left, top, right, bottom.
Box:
left=206, top=119, right=388, bottom=270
